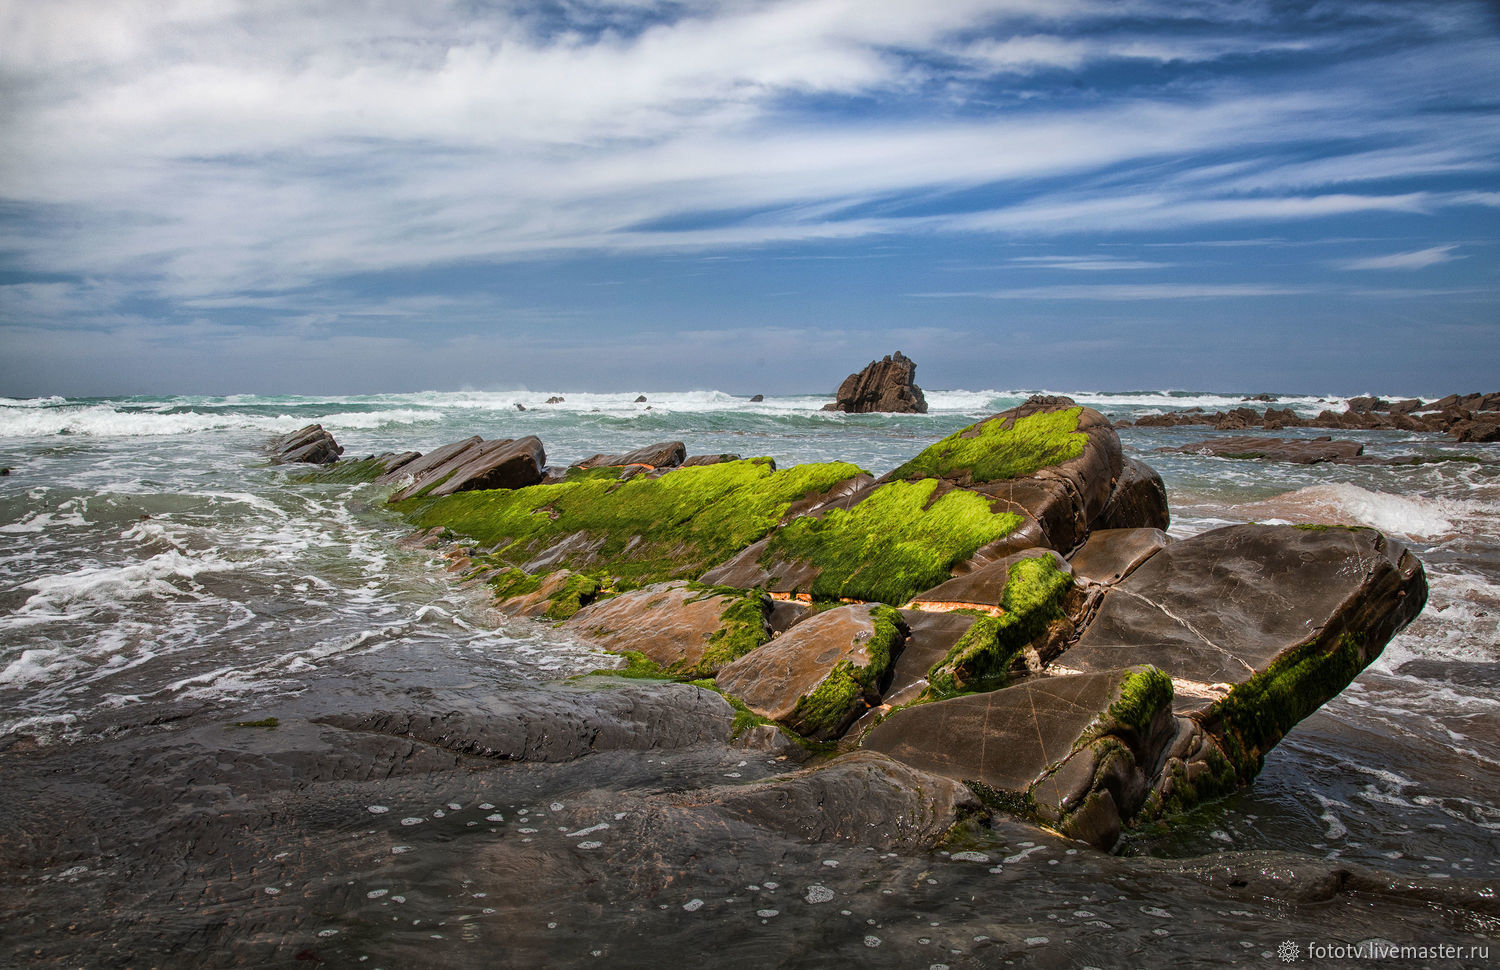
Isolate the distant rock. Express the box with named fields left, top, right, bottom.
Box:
left=546, top=396, right=565, bottom=404
left=1160, top=435, right=1366, bottom=464
left=268, top=424, right=342, bottom=464
left=822, top=351, right=928, bottom=414
left=515, top=403, right=526, bottom=411
left=749, top=394, right=764, bottom=403
left=634, top=395, right=648, bottom=403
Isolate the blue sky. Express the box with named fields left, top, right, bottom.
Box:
left=1, top=0, right=1497, bottom=397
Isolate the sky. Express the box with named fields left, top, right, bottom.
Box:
left=1, top=0, right=1498, bottom=398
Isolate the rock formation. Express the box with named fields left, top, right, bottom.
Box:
left=304, top=396, right=1428, bottom=851
left=1124, top=392, right=1500, bottom=442
left=823, top=351, right=928, bottom=414
left=268, top=424, right=343, bottom=464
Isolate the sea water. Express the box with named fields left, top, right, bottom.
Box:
left=1, top=389, right=1496, bottom=967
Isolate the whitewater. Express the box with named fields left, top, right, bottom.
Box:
left=1, top=388, right=1496, bottom=967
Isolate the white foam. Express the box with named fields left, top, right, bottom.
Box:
left=1238, top=483, right=1459, bottom=540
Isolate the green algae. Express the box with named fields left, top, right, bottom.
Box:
left=922, top=555, right=1073, bottom=700
left=292, top=456, right=392, bottom=485
left=760, top=479, right=1023, bottom=605
left=1106, top=666, right=1174, bottom=734
left=398, top=458, right=865, bottom=589
left=889, top=407, right=1087, bottom=484
left=1206, top=632, right=1366, bottom=781
left=785, top=605, right=905, bottom=739
left=692, top=587, right=773, bottom=674
left=230, top=717, right=280, bottom=729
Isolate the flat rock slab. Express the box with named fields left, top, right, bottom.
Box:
left=1160, top=436, right=1364, bottom=464
left=1060, top=523, right=1426, bottom=710
left=684, top=750, right=980, bottom=850
left=862, top=669, right=1142, bottom=794
left=384, top=435, right=545, bottom=501
left=1068, top=528, right=1169, bottom=587
left=716, top=603, right=900, bottom=738
left=565, top=582, right=765, bottom=676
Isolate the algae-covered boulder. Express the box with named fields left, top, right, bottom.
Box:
left=1059, top=523, right=1426, bottom=780
left=716, top=603, right=906, bottom=741
left=564, top=582, right=770, bottom=678
left=863, top=666, right=1174, bottom=848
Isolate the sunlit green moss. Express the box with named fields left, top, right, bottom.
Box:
left=785, top=605, right=904, bottom=739
left=922, top=554, right=1073, bottom=700
left=1106, top=666, right=1174, bottom=734
left=693, top=587, right=772, bottom=674
left=398, top=458, right=865, bottom=588
left=761, top=480, right=1022, bottom=605
left=889, top=407, right=1087, bottom=484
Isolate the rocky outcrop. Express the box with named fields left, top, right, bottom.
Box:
left=573, top=441, right=686, bottom=471
left=377, top=435, right=546, bottom=501
left=335, top=398, right=1429, bottom=851
left=822, top=351, right=928, bottom=414
left=1161, top=435, right=1366, bottom=464
left=268, top=424, right=343, bottom=464
left=1126, top=393, right=1500, bottom=442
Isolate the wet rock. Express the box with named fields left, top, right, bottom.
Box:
left=381, top=435, right=545, bottom=502
left=1159, top=435, right=1365, bottom=464
left=546, top=395, right=565, bottom=404
left=687, top=750, right=981, bottom=850
left=564, top=582, right=770, bottom=677
left=679, top=453, right=741, bottom=467
left=268, top=424, right=343, bottom=464
left=863, top=667, right=1174, bottom=849
left=716, top=603, right=907, bottom=741
left=1092, top=456, right=1170, bottom=532
left=574, top=441, right=687, bottom=471
left=634, top=395, right=648, bottom=403
left=749, top=394, right=764, bottom=402
left=880, top=611, right=980, bottom=707
left=1067, top=528, right=1169, bottom=587
left=1060, top=524, right=1426, bottom=778
left=822, top=351, right=928, bottom=414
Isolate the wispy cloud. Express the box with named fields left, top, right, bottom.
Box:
left=1338, top=245, right=1461, bottom=270
left=918, top=283, right=1315, bottom=300
left=1008, top=256, right=1176, bottom=271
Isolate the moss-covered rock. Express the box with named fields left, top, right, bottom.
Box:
left=563, top=582, right=771, bottom=679
left=717, top=603, right=906, bottom=741
left=398, top=458, right=866, bottom=589
left=920, top=553, right=1074, bottom=700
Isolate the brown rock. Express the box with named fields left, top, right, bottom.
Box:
left=574, top=441, right=687, bottom=471
left=880, top=610, right=980, bottom=708
left=821, top=351, right=928, bottom=414
left=1159, top=435, right=1364, bottom=464
left=1067, top=528, right=1169, bottom=587
left=564, top=582, right=769, bottom=677
left=382, top=436, right=545, bottom=502
left=716, top=603, right=905, bottom=741
left=906, top=549, right=1070, bottom=613
left=1092, top=457, right=1169, bottom=532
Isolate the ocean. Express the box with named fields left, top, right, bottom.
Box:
left=1, top=389, right=1496, bottom=967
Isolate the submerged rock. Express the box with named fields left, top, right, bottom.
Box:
left=1160, top=435, right=1365, bottom=464
left=822, top=351, right=928, bottom=414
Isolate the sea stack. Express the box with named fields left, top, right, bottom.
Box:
left=824, top=351, right=928, bottom=414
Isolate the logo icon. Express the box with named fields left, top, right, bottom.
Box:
left=1277, top=940, right=1300, bottom=963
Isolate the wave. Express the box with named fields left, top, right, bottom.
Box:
left=1236, top=483, right=1463, bottom=540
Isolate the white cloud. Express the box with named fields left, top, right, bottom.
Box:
left=919, top=283, right=1314, bottom=300
left=1338, top=245, right=1461, bottom=270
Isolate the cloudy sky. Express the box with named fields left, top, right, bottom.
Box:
left=2, top=0, right=1498, bottom=396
